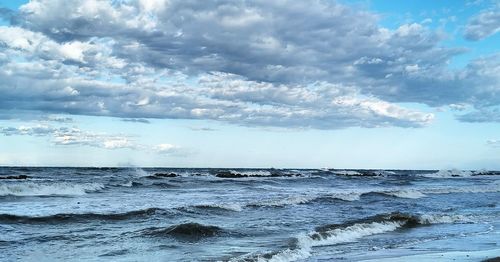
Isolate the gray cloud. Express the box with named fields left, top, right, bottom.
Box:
left=0, top=0, right=498, bottom=129
left=457, top=107, right=500, bottom=123
left=189, top=127, right=218, bottom=132
left=122, top=118, right=151, bottom=124
left=464, top=5, right=500, bottom=41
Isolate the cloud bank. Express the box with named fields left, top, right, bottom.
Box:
left=0, top=0, right=498, bottom=129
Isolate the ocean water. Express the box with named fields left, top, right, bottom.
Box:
left=0, top=167, right=499, bottom=261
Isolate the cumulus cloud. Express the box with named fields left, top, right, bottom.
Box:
left=464, top=5, right=500, bottom=40
left=0, top=124, right=182, bottom=154
left=0, top=0, right=498, bottom=129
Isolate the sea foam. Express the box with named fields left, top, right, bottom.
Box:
left=0, top=182, right=105, bottom=196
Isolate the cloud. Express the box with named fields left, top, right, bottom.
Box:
left=121, top=118, right=151, bottom=124
left=487, top=139, right=500, bottom=147
left=152, top=143, right=180, bottom=154
left=0, top=124, right=182, bottom=154
left=464, top=5, right=500, bottom=41
left=457, top=107, right=500, bottom=123
left=189, top=127, right=217, bottom=132
left=0, top=125, right=136, bottom=149
left=40, top=115, right=74, bottom=123
left=0, top=0, right=498, bottom=128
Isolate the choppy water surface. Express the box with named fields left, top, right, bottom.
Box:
left=0, top=167, right=499, bottom=261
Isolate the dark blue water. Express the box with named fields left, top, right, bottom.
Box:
left=0, top=167, right=499, bottom=261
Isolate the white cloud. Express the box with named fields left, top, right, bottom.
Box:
left=487, top=139, right=500, bottom=147
left=152, top=143, right=179, bottom=154
left=464, top=5, right=500, bottom=41
left=0, top=124, right=182, bottom=154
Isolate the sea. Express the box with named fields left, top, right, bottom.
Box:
left=0, top=167, right=499, bottom=261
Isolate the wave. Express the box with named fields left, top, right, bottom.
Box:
left=255, top=212, right=473, bottom=262
left=215, top=170, right=302, bottom=179
left=238, top=184, right=499, bottom=211
left=421, top=169, right=500, bottom=178
left=332, top=170, right=388, bottom=177
left=192, top=203, right=243, bottom=212
left=0, top=175, right=30, bottom=180
left=248, top=188, right=426, bottom=209
left=0, top=208, right=163, bottom=224
left=424, top=185, right=500, bottom=195
left=249, top=191, right=362, bottom=208
left=418, top=214, right=472, bottom=224
left=378, top=189, right=427, bottom=199
left=133, top=168, right=150, bottom=178
left=120, top=181, right=133, bottom=187
left=0, top=182, right=105, bottom=196
left=249, top=195, right=315, bottom=207
left=142, top=222, right=223, bottom=240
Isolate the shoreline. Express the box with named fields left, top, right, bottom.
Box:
left=360, top=249, right=500, bottom=262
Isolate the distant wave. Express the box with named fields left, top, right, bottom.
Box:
left=190, top=185, right=500, bottom=212
left=142, top=222, right=223, bottom=240
left=424, top=185, right=500, bottom=195
left=248, top=188, right=433, bottom=208
left=251, top=212, right=474, bottom=262
left=215, top=170, right=303, bottom=179
left=248, top=191, right=364, bottom=208
left=330, top=170, right=395, bottom=177
left=421, top=169, right=500, bottom=178
left=133, top=168, right=150, bottom=178
left=0, top=208, right=163, bottom=224
left=0, top=182, right=105, bottom=196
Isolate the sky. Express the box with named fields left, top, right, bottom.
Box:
left=0, top=0, right=499, bottom=169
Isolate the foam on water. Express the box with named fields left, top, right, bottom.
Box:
left=425, top=185, right=500, bottom=194
left=194, top=203, right=243, bottom=212
left=0, top=182, right=105, bottom=196
left=120, top=181, right=134, bottom=187
left=252, top=195, right=315, bottom=207
left=134, top=168, right=150, bottom=178
left=229, top=170, right=273, bottom=177
left=418, top=214, right=473, bottom=224
left=382, top=189, right=427, bottom=199
left=422, top=169, right=473, bottom=178
left=250, top=191, right=363, bottom=208
left=260, top=221, right=404, bottom=262
left=332, top=170, right=362, bottom=176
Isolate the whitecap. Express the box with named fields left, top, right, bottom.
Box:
left=0, top=182, right=105, bottom=196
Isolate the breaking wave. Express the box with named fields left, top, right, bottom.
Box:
left=192, top=203, right=244, bottom=212
left=254, top=212, right=474, bottom=262
left=421, top=169, right=500, bottom=178
left=0, top=182, right=105, bottom=196
left=249, top=191, right=363, bottom=208
left=379, top=189, right=427, bottom=199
